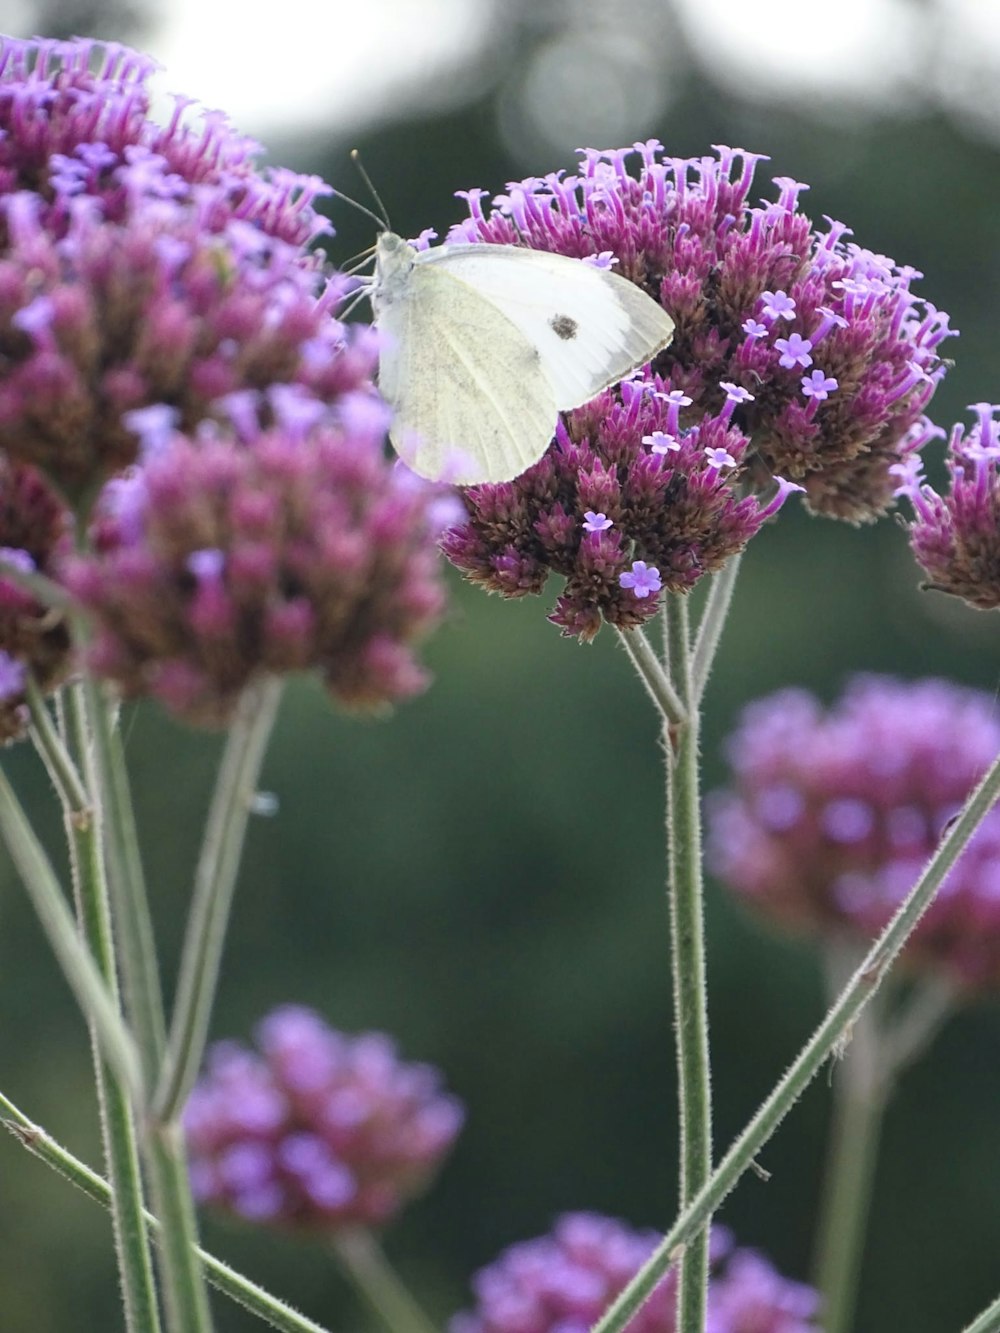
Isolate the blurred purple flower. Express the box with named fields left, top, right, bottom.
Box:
left=707, top=675, right=1000, bottom=988
left=185, top=1006, right=464, bottom=1232
left=64, top=408, right=448, bottom=726
left=0, top=37, right=360, bottom=499
left=450, top=1213, right=819, bottom=1333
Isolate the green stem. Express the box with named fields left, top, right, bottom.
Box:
left=961, top=1291, right=1000, bottom=1333
left=31, top=683, right=163, bottom=1333
left=0, top=1092, right=332, bottom=1333
left=812, top=947, right=956, bottom=1333
left=663, top=594, right=711, bottom=1333
left=690, top=553, right=742, bottom=704
left=81, top=680, right=215, bottom=1333
left=155, top=678, right=283, bottom=1121
left=882, top=974, right=955, bottom=1072
left=332, top=1229, right=439, bottom=1333
left=25, top=677, right=88, bottom=810
left=590, top=742, right=1000, bottom=1333
left=812, top=946, right=888, bottom=1333
left=0, top=760, right=142, bottom=1094
left=615, top=626, right=685, bottom=725
left=81, top=677, right=166, bottom=1076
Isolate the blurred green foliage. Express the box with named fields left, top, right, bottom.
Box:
left=2, top=8, right=1000, bottom=1333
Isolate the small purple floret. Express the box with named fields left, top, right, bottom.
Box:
left=775, top=334, right=813, bottom=370
left=801, top=370, right=838, bottom=401
left=583, top=511, right=614, bottom=533
left=620, top=561, right=662, bottom=599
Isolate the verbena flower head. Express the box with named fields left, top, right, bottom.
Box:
left=450, top=1213, right=819, bottom=1333
left=64, top=397, right=448, bottom=725
left=0, top=460, right=73, bottom=739
left=895, top=404, right=1000, bottom=609
left=707, top=675, right=1000, bottom=988
left=441, top=144, right=950, bottom=637
left=184, top=1005, right=464, bottom=1232
left=442, top=377, right=799, bottom=640
left=0, top=37, right=350, bottom=500
left=450, top=143, right=952, bottom=524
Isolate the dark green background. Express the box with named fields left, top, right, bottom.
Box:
left=2, top=5, right=1000, bottom=1331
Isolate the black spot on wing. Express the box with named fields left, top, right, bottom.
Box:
left=549, top=314, right=578, bottom=341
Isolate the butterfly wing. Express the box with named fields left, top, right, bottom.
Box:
left=417, top=243, right=675, bottom=410
left=376, top=260, right=560, bottom=485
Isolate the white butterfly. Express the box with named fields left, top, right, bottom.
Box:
left=369, top=233, right=675, bottom=486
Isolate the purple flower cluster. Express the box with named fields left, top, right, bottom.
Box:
left=450, top=142, right=952, bottom=524
left=0, top=38, right=448, bottom=723
left=442, top=379, right=797, bottom=640
left=441, top=143, right=950, bottom=637
left=64, top=398, right=448, bottom=724
left=451, top=1213, right=819, bottom=1333
left=707, top=676, right=1000, bottom=988
left=0, top=37, right=342, bottom=499
left=894, top=403, right=1000, bottom=609
left=184, top=1005, right=464, bottom=1232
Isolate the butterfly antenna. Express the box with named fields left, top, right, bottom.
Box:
left=350, top=149, right=392, bottom=231
left=328, top=186, right=387, bottom=231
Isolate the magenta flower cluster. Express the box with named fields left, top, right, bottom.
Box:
left=0, top=37, right=340, bottom=496
left=707, top=675, right=1000, bottom=988
left=64, top=400, right=447, bottom=723
left=894, top=403, right=1000, bottom=610
left=451, top=1213, right=819, bottom=1333
left=0, top=38, right=447, bottom=723
left=442, top=379, right=797, bottom=640
left=448, top=141, right=952, bottom=525
left=184, top=1006, right=464, bottom=1231
left=440, top=142, right=951, bottom=638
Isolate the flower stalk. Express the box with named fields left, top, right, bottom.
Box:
left=591, top=738, right=1000, bottom=1333
left=80, top=677, right=215, bottom=1333
left=0, top=757, right=142, bottom=1094
left=332, top=1229, right=439, bottom=1333
left=663, top=593, right=712, bottom=1333
left=29, top=681, right=163, bottom=1333
left=155, top=676, right=283, bottom=1121
left=0, top=1089, right=333, bottom=1333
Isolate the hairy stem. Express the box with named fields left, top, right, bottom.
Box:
left=690, top=553, right=742, bottom=704
left=0, top=1091, right=331, bottom=1333
left=590, top=741, right=1000, bottom=1333
left=663, top=594, right=712, bottom=1333
left=37, top=682, right=164, bottom=1333
left=615, top=626, right=685, bottom=724
left=81, top=680, right=215, bottom=1333
left=155, top=678, right=282, bottom=1120
left=0, top=759, right=141, bottom=1093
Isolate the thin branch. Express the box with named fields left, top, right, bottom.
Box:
left=690, top=554, right=742, bottom=704
left=0, top=762, right=142, bottom=1096
left=615, top=626, right=685, bottom=725
left=0, top=1094, right=332, bottom=1333
left=590, top=741, right=1000, bottom=1333
left=155, top=677, right=283, bottom=1120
